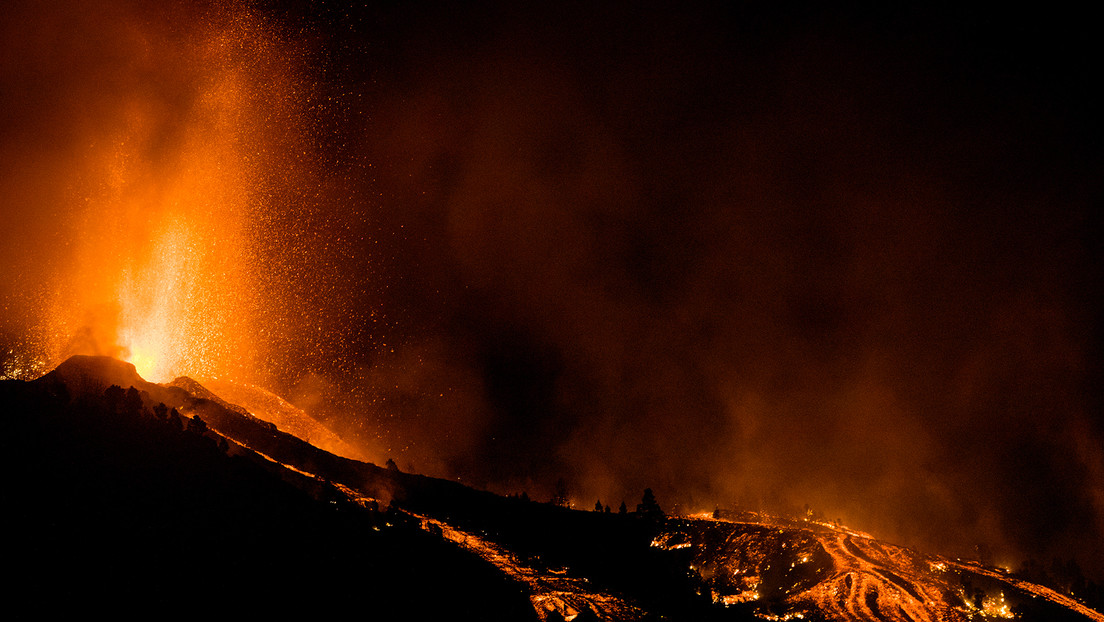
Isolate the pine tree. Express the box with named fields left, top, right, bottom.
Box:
left=637, top=488, right=663, bottom=518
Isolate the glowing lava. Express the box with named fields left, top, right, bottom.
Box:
left=25, top=5, right=310, bottom=387
left=115, top=220, right=198, bottom=381
left=657, top=513, right=1104, bottom=622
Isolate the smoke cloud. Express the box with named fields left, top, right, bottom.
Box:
left=2, top=1, right=1101, bottom=577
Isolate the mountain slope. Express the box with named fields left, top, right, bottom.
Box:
left=193, top=378, right=364, bottom=461
left=4, top=355, right=1101, bottom=621
left=657, top=513, right=1104, bottom=622
left=0, top=360, right=537, bottom=619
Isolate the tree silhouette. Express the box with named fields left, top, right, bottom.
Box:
left=385, top=458, right=399, bottom=472
left=186, top=415, right=207, bottom=435
left=594, top=500, right=604, bottom=512
left=167, top=408, right=183, bottom=431
left=123, top=387, right=143, bottom=417
left=637, top=488, right=663, bottom=518
left=103, top=385, right=125, bottom=411
left=618, top=501, right=627, bottom=515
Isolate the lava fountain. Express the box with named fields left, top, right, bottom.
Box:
left=114, top=215, right=236, bottom=383
left=7, top=3, right=312, bottom=387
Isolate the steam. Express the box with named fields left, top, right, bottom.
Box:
left=2, top=1, right=1101, bottom=578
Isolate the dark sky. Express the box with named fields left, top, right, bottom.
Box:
left=2, top=1, right=1102, bottom=576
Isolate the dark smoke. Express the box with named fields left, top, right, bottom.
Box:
left=3, top=1, right=1102, bottom=577
left=307, top=2, right=1104, bottom=574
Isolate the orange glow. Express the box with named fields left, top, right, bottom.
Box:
left=115, top=219, right=214, bottom=382
left=37, top=9, right=299, bottom=387
left=67, top=82, right=258, bottom=383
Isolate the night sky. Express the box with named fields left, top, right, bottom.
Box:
left=2, top=1, right=1101, bottom=577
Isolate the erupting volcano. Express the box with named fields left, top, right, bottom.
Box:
left=2, top=1, right=1102, bottom=619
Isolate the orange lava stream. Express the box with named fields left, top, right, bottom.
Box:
left=671, top=514, right=1103, bottom=622
left=417, top=516, right=644, bottom=622
left=947, top=561, right=1104, bottom=622
left=802, top=532, right=958, bottom=622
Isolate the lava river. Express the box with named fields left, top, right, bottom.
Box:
left=654, top=513, right=1104, bottom=622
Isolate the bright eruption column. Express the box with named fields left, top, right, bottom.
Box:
left=12, top=4, right=312, bottom=386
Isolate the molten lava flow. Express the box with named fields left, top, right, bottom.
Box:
left=659, top=513, right=1104, bottom=622
left=416, top=514, right=645, bottom=621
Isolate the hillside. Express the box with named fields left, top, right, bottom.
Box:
left=2, top=356, right=1101, bottom=621
left=0, top=360, right=535, bottom=618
